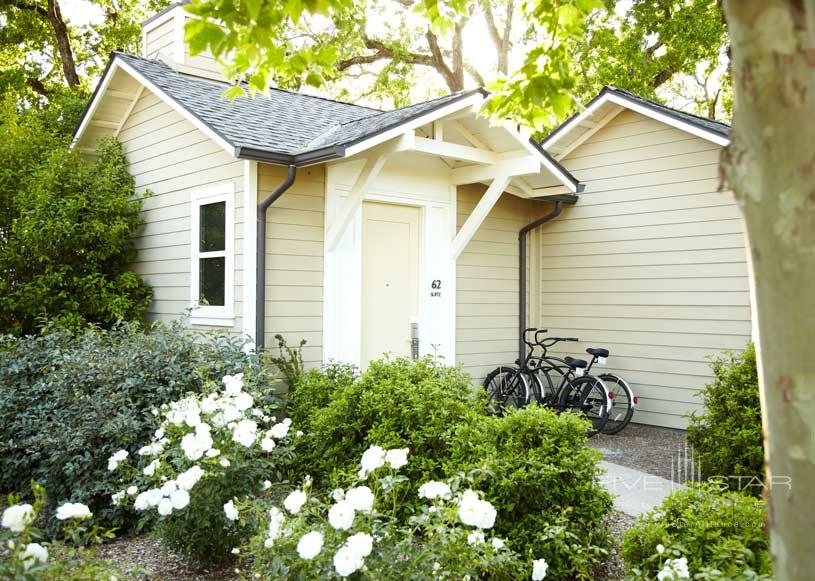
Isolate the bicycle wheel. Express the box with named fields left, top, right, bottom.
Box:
left=599, top=373, right=636, bottom=434
left=528, top=366, right=558, bottom=406
left=483, top=366, right=529, bottom=414
left=558, top=376, right=609, bottom=435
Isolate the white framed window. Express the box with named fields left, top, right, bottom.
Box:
left=190, top=183, right=235, bottom=326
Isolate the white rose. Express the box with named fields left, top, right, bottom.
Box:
left=345, top=532, right=373, bottom=558
left=358, top=446, right=385, bottom=478
left=21, top=543, right=48, bottom=568
left=333, top=546, right=363, bottom=578
left=467, top=531, right=485, bottom=545
left=457, top=490, right=496, bottom=530
left=327, top=500, right=355, bottom=531
left=345, top=486, right=374, bottom=513
left=295, top=430, right=304, bottom=437
left=157, top=498, right=173, bottom=516
left=176, top=466, right=205, bottom=490
left=170, top=489, right=190, bottom=510
left=222, top=373, right=244, bottom=395
left=160, top=480, right=177, bottom=496
left=330, top=489, right=345, bottom=502
left=296, top=531, right=324, bottom=560
left=107, top=450, right=129, bottom=471
left=385, top=448, right=409, bottom=470
left=220, top=458, right=231, bottom=468
left=418, top=481, right=451, bottom=500
left=55, top=502, right=92, bottom=521
left=232, top=419, right=258, bottom=447
left=262, top=480, right=272, bottom=491
left=206, top=448, right=221, bottom=458
left=181, top=430, right=212, bottom=461
left=126, top=486, right=138, bottom=496
left=260, top=437, right=276, bottom=452
left=284, top=490, right=307, bottom=515
left=267, top=507, right=285, bottom=541
left=532, top=558, right=549, bottom=580
left=143, top=459, right=160, bottom=476
left=224, top=500, right=239, bottom=521
left=491, top=537, right=506, bottom=550
left=2, top=504, right=34, bottom=532
left=111, top=491, right=126, bottom=506
left=269, top=421, right=290, bottom=440
left=234, top=392, right=253, bottom=411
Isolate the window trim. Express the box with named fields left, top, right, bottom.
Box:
left=190, top=183, right=235, bottom=326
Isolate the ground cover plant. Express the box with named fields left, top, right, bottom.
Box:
left=622, top=484, right=771, bottom=580
left=0, top=320, right=277, bottom=533
left=687, top=343, right=764, bottom=496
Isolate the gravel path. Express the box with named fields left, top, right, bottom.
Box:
left=94, top=536, right=239, bottom=580
left=594, top=511, right=637, bottom=581
left=589, top=422, right=692, bottom=483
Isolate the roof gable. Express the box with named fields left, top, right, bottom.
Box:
left=542, top=87, right=730, bottom=158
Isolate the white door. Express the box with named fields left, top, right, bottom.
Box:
left=361, top=202, right=421, bottom=367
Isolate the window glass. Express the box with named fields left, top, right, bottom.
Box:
left=199, top=256, right=225, bottom=306
left=200, top=201, right=226, bottom=252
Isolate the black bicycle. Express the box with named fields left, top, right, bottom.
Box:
left=483, top=329, right=610, bottom=435
left=582, top=347, right=637, bottom=435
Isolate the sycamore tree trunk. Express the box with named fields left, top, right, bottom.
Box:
left=720, top=1, right=815, bottom=578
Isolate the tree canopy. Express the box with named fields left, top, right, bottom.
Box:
left=185, top=0, right=731, bottom=128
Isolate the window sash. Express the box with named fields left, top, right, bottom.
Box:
left=190, top=185, right=234, bottom=324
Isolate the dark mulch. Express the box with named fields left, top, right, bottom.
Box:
left=589, top=422, right=693, bottom=483
left=94, top=535, right=239, bottom=580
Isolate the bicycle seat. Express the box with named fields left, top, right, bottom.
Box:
left=564, top=356, right=588, bottom=369
left=586, top=347, right=609, bottom=358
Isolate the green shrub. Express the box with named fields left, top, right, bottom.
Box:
left=622, top=484, right=771, bottom=579
left=290, top=357, right=481, bottom=499
left=0, top=321, right=276, bottom=533
left=0, top=98, right=151, bottom=335
left=687, top=343, right=765, bottom=496
left=447, top=406, right=613, bottom=580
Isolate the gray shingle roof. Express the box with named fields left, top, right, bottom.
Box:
left=607, top=87, right=730, bottom=137
left=115, top=53, right=382, bottom=158
left=110, top=53, right=482, bottom=164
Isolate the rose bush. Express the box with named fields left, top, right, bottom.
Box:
left=109, top=372, right=297, bottom=563
left=243, top=446, right=548, bottom=580
left=1, top=483, right=122, bottom=580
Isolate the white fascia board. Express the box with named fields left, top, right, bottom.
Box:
left=342, top=93, right=485, bottom=158
left=73, top=58, right=237, bottom=157
left=541, top=92, right=730, bottom=152
left=604, top=93, right=730, bottom=146
left=500, top=121, right=579, bottom=193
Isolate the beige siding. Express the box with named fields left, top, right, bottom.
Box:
left=118, top=89, right=245, bottom=334
left=539, top=109, right=751, bottom=429
left=456, top=184, right=547, bottom=383
left=144, top=19, right=174, bottom=59
left=259, top=163, right=325, bottom=367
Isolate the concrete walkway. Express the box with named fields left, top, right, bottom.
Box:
left=599, top=460, right=686, bottom=517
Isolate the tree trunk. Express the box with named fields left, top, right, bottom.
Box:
left=720, top=1, right=815, bottom=578
left=46, top=0, right=80, bottom=87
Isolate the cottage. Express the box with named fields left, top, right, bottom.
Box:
left=73, top=4, right=751, bottom=429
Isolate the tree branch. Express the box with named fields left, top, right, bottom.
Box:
left=45, top=0, right=80, bottom=86
left=336, top=36, right=435, bottom=71
left=464, top=62, right=485, bottom=86
left=425, top=28, right=460, bottom=91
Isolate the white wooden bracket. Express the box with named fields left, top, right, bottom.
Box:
left=325, top=132, right=415, bottom=251
left=450, top=174, right=512, bottom=260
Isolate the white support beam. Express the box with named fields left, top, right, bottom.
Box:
left=326, top=132, right=415, bottom=251
left=448, top=120, right=488, bottom=150
left=106, top=89, right=135, bottom=100
left=451, top=174, right=512, bottom=260
left=450, top=155, right=539, bottom=185
left=432, top=120, right=444, bottom=141
left=114, top=86, right=145, bottom=138
left=412, top=136, right=497, bottom=164
left=553, top=106, right=623, bottom=160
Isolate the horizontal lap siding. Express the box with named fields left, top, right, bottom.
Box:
left=144, top=20, right=174, bottom=59
left=541, top=109, right=751, bottom=429
left=259, top=163, right=325, bottom=368
left=119, top=90, right=244, bottom=334
left=456, top=184, right=543, bottom=384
